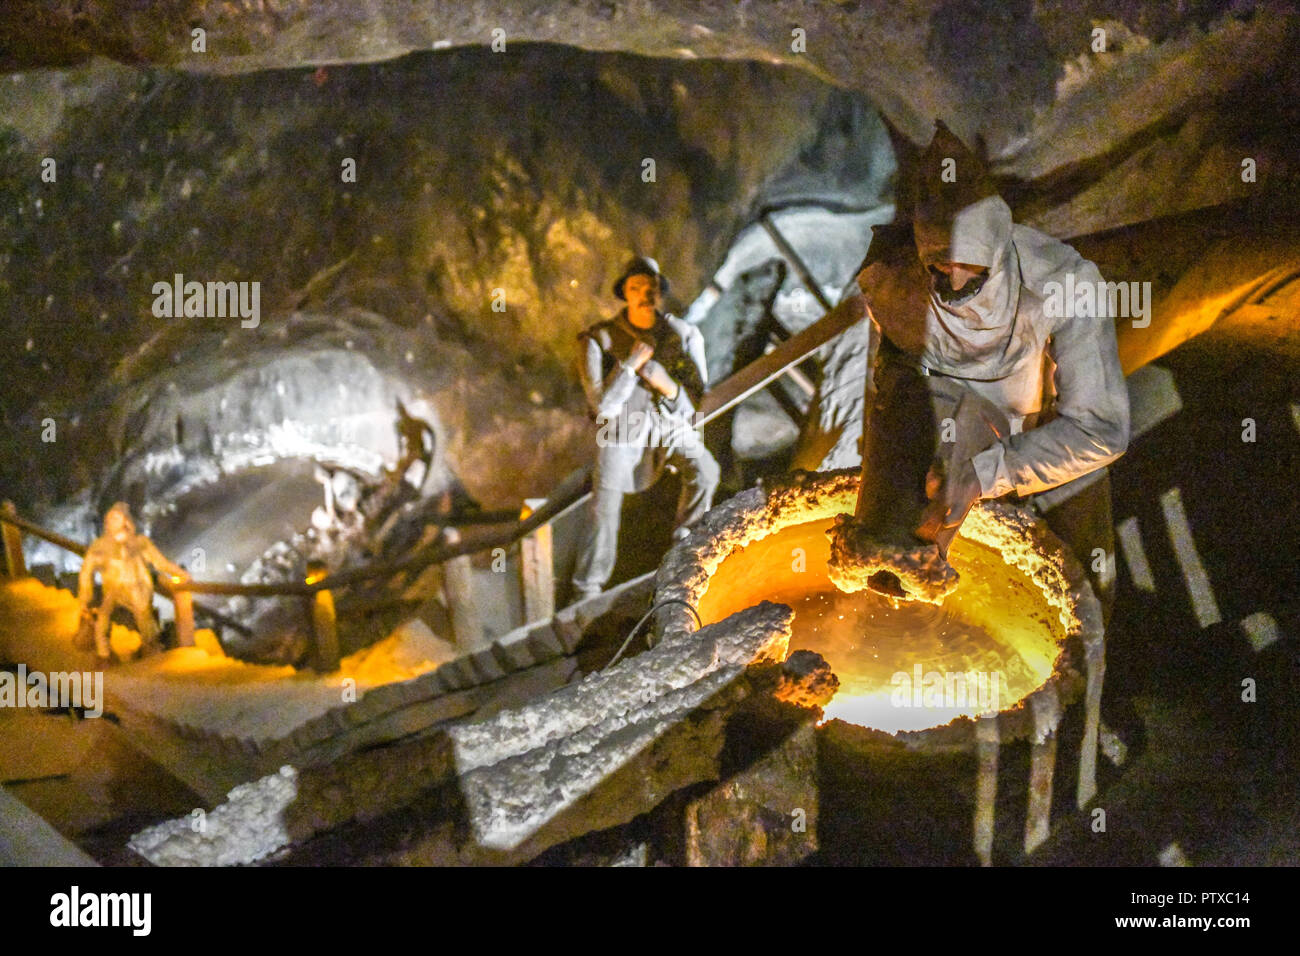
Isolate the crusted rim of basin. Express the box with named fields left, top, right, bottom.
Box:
left=653, top=468, right=1105, bottom=746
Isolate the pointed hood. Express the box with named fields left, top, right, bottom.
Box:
left=912, top=121, right=1008, bottom=269
left=908, top=123, right=1034, bottom=375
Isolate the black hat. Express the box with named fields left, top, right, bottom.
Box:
left=613, top=256, right=670, bottom=300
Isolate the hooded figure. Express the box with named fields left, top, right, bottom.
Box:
left=832, top=122, right=1130, bottom=616
left=77, top=502, right=189, bottom=662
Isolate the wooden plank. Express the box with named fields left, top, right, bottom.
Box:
left=759, top=212, right=836, bottom=312
left=697, top=294, right=864, bottom=424
left=519, top=498, right=554, bottom=624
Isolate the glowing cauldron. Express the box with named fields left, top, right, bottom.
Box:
left=654, top=469, right=1106, bottom=863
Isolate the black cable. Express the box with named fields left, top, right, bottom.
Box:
left=603, top=598, right=701, bottom=672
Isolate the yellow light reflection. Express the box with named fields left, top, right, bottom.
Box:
left=698, top=517, right=1066, bottom=734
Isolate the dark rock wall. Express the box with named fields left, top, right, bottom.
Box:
left=0, top=47, right=885, bottom=513
left=4, top=0, right=1296, bottom=235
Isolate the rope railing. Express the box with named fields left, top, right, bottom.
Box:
left=0, top=467, right=591, bottom=599
left=0, top=273, right=864, bottom=664
left=0, top=472, right=588, bottom=667
left=0, top=292, right=861, bottom=596
left=0, top=499, right=254, bottom=639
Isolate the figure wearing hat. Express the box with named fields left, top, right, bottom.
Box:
left=76, top=502, right=190, bottom=664
left=571, top=256, right=720, bottom=601
left=832, top=122, right=1130, bottom=622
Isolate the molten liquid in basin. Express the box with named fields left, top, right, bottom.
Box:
left=696, top=517, right=1067, bottom=733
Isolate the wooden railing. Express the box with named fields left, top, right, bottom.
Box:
left=0, top=217, right=864, bottom=670
left=0, top=499, right=250, bottom=645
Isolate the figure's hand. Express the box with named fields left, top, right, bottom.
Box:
left=916, top=457, right=983, bottom=548
left=627, top=341, right=655, bottom=372
left=638, top=359, right=680, bottom=401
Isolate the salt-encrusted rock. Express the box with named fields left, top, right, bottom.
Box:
left=773, top=649, right=839, bottom=711
left=127, top=765, right=298, bottom=867
left=448, top=601, right=794, bottom=861
left=826, top=514, right=958, bottom=604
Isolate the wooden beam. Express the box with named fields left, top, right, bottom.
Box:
left=759, top=212, right=836, bottom=313
left=697, top=294, right=864, bottom=425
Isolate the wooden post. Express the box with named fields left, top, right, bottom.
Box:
left=441, top=528, right=483, bottom=651
left=305, top=562, right=339, bottom=672
left=310, top=589, right=340, bottom=672
left=172, top=586, right=196, bottom=648
left=1, top=501, right=26, bottom=579
left=758, top=212, right=835, bottom=312
left=519, top=498, right=554, bottom=624
left=1024, top=685, right=1061, bottom=857
left=973, top=714, right=999, bottom=867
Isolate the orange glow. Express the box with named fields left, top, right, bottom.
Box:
left=697, top=514, right=1068, bottom=734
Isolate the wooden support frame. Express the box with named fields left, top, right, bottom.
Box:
left=519, top=498, right=554, bottom=624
